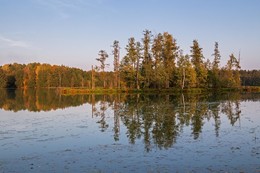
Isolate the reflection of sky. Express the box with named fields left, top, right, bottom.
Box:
left=0, top=100, right=260, bottom=172
left=0, top=103, right=118, bottom=158
left=168, top=101, right=260, bottom=171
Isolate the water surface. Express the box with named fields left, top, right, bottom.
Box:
left=0, top=89, right=260, bottom=172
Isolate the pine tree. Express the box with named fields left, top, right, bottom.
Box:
left=121, top=37, right=137, bottom=88
left=162, top=32, right=178, bottom=88
left=112, top=40, right=120, bottom=89
left=190, top=40, right=207, bottom=88
left=96, top=50, right=109, bottom=88
left=211, top=42, right=221, bottom=88
left=152, top=33, right=163, bottom=88
left=135, top=41, right=142, bottom=89
left=212, top=42, right=221, bottom=71
left=221, top=53, right=241, bottom=88
left=142, top=29, right=153, bottom=88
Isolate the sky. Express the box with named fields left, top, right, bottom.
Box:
left=0, top=0, right=259, bottom=70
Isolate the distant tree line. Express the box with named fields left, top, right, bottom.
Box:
left=0, top=30, right=259, bottom=89
left=0, top=62, right=117, bottom=89
left=240, top=70, right=260, bottom=86
left=0, top=63, right=102, bottom=88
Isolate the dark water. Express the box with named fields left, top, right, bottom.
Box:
left=0, top=89, right=260, bottom=172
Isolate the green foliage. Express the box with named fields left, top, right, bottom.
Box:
left=121, top=37, right=142, bottom=89
left=141, top=29, right=153, bottom=88
left=162, top=32, right=178, bottom=88
left=112, top=40, right=120, bottom=89
left=151, top=33, right=163, bottom=88
left=220, top=54, right=241, bottom=88
left=177, top=53, right=196, bottom=89
left=212, top=42, right=221, bottom=71
left=96, top=50, right=109, bottom=88
left=190, top=40, right=208, bottom=87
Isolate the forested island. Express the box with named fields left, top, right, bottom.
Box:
left=0, top=30, right=260, bottom=92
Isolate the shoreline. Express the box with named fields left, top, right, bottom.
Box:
left=59, top=86, right=260, bottom=95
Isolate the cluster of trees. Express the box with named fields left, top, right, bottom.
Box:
left=0, top=63, right=100, bottom=88
left=104, top=30, right=242, bottom=89
left=0, top=62, right=117, bottom=89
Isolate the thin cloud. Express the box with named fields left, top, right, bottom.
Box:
left=34, top=0, right=109, bottom=19
left=34, top=0, right=83, bottom=18
left=35, top=0, right=78, bottom=9
left=0, top=36, right=31, bottom=48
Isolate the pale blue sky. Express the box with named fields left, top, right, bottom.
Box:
left=0, top=0, right=259, bottom=70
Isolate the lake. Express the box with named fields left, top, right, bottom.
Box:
left=0, top=89, right=260, bottom=172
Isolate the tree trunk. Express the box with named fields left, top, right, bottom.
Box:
left=81, top=77, right=84, bottom=87
left=114, top=73, right=117, bottom=89
left=118, top=71, right=120, bottom=89
left=182, top=68, right=185, bottom=90
left=136, top=59, right=140, bottom=90
left=91, top=65, right=95, bottom=89
left=59, top=72, right=61, bottom=88
left=165, top=76, right=169, bottom=89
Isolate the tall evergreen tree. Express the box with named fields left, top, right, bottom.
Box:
left=142, top=29, right=153, bottom=88
left=112, top=40, right=120, bottom=89
left=152, top=33, right=164, bottom=88
left=211, top=42, right=221, bottom=88
left=190, top=40, right=207, bottom=87
left=212, top=42, right=221, bottom=71
left=221, top=53, right=241, bottom=88
left=162, top=32, right=178, bottom=88
left=96, top=50, right=109, bottom=88
left=121, top=37, right=137, bottom=88
left=135, top=41, right=142, bottom=89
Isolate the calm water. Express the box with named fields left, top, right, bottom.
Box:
left=0, top=89, right=260, bottom=172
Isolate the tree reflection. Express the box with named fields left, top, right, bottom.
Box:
left=97, top=95, right=109, bottom=132
left=0, top=89, right=90, bottom=112
left=113, top=94, right=121, bottom=141
left=1, top=89, right=259, bottom=152
left=90, top=92, right=247, bottom=152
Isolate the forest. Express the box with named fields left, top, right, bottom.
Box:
left=0, top=30, right=259, bottom=89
